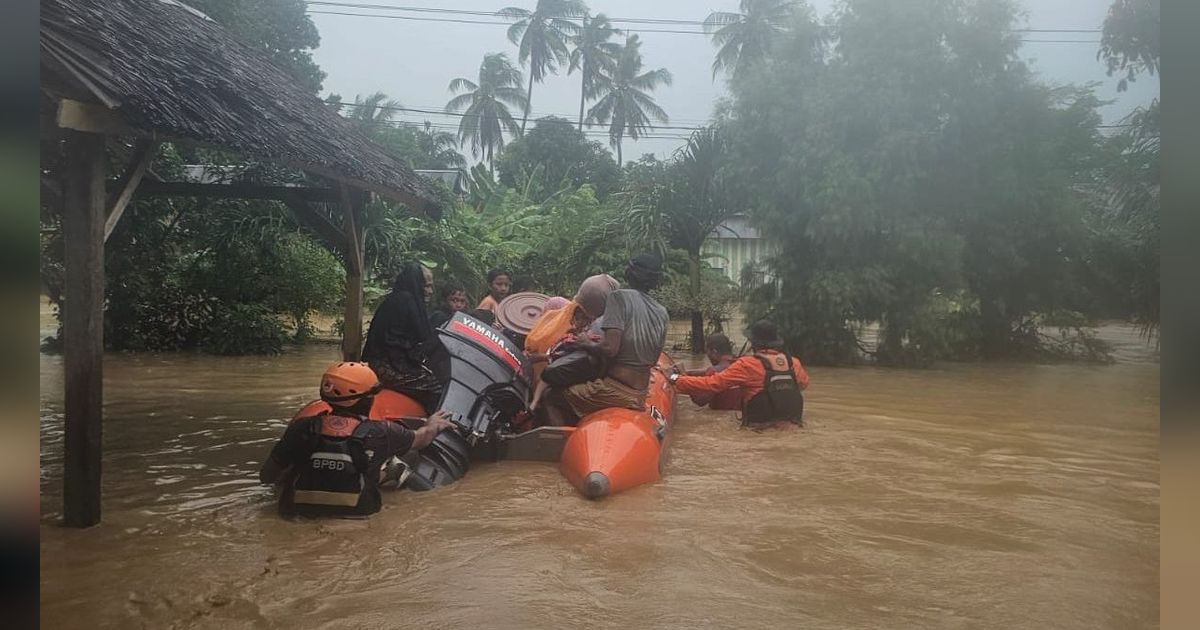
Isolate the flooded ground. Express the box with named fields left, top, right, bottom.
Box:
left=39, top=324, right=1158, bottom=629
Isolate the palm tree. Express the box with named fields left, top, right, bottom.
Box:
left=346, top=91, right=402, bottom=132
left=568, top=13, right=622, bottom=131
left=498, top=0, right=588, bottom=133
left=417, top=121, right=467, bottom=169
left=445, top=53, right=529, bottom=169
left=666, top=127, right=740, bottom=351
left=704, top=0, right=794, bottom=80
left=586, top=35, right=673, bottom=166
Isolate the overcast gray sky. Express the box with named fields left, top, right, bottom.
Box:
left=308, top=0, right=1159, bottom=162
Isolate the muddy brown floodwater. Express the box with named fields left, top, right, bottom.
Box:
left=39, top=325, right=1158, bottom=629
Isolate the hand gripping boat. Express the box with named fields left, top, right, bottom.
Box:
left=292, top=311, right=678, bottom=498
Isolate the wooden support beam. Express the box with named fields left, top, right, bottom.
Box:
left=56, top=98, right=131, bottom=135
left=280, top=194, right=346, bottom=256
left=136, top=180, right=343, bottom=203
left=341, top=185, right=366, bottom=361
left=103, top=140, right=160, bottom=242
left=61, top=130, right=106, bottom=528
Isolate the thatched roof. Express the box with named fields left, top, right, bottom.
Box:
left=40, top=0, right=442, bottom=215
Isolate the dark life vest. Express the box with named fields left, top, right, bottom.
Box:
left=290, top=414, right=384, bottom=517
left=742, top=352, right=804, bottom=426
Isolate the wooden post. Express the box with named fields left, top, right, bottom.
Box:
left=341, top=186, right=366, bottom=361
left=61, top=130, right=106, bottom=528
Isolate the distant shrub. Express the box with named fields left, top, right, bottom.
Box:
left=200, top=303, right=288, bottom=355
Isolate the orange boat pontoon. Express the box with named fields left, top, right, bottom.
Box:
left=498, top=352, right=678, bottom=499
left=287, top=313, right=678, bottom=499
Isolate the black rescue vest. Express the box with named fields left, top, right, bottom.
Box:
left=742, top=352, right=804, bottom=426
left=290, top=414, right=385, bottom=517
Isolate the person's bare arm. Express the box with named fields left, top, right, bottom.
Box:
left=576, top=328, right=622, bottom=359
left=258, top=458, right=289, bottom=485
left=409, top=410, right=455, bottom=451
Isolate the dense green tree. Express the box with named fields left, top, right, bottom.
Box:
left=499, top=0, right=588, bottom=133
left=188, top=0, right=325, bottom=93
left=446, top=53, right=530, bottom=168
left=1090, top=0, right=1159, bottom=333
left=495, top=116, right=620, bottom=200
left=586, top=35, right=673, bottom=166
left=270, top=233, right=345, bottom=340
left=623, top=128, right=742, bottom=351
left=664, top=128, right=743, bottom=352
left=568, top=13, right=622, bottom=130
left=704, top=0, right=797, bottom=80
left=368, top=122, right=467, bottom=171
left=727, top=0, right=1107, bottom=364
left=1099, top=0, right=1159, bottom=93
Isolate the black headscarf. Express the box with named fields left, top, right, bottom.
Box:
left=391, top=262, right=431, bottom=328
left=362, top=262, right=436, bottom=368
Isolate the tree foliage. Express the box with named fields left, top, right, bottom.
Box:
left=1088, top=0, right=1159, bottom=334
left=586, top=35, right=673, bottom=166
left=725, top=0, right=1112, bottom=364
left=1098, top=0, right=1159, bottom=92
left=500, top=0, right=589, bottom=132
left=495, top=116, right=621, bottom=200
left=446, top=53, right=529, bottom=167
left=188, top=0, right=325, bottom=93
left=704, top=0, right=798, bottom=80
left=569, top=13, right=623, bottom=129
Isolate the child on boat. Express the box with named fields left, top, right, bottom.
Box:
left=475, top=268, right=511, bottom=312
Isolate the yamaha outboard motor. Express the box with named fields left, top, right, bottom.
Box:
left=401, top=311, right=530, bottom=490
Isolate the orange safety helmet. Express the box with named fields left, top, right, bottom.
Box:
left=319, top=362, right=382, bottom=407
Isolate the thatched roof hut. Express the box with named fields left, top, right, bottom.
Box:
left=41, top=0, right=441, bottom=214
left=41, top=0, right=444, bottom=527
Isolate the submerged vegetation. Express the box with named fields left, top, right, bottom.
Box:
left=39, top=0, right=1157, bottom=365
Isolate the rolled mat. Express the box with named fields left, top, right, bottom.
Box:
left=495, top=292, right=550, bottom=335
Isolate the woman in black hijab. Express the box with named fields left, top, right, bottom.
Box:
left=362, top=262, right=449, bottom=412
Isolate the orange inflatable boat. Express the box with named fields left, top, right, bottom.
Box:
left=495, top=352, right=678, bottom=498
left=288, top=313, right=678, bottom=499
left=557, top=353, right=677, bottom=498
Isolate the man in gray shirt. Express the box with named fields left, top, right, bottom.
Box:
left=561, top=253, right=669, bottom=420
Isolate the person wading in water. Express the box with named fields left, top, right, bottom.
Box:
left=685, top=332, right=742, bottom=411
left=668, top=320, right=810, bottom=429
left=259, top=362, right=454, bottom=518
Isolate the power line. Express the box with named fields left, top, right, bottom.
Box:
left=305, top=2, right=1102, bottom=33
left=361, top=118, right=698, bottom=140
left=345, top=112, right=698, bottom=137
left=305, top=10, right=720, bottom=35
left=334, top=101, right=1136, bottom=137
left=330, top=100, right=713, bottom=132
left=306, top=8, right=1101, bottom=41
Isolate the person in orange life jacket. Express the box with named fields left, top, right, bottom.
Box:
left=259, top=362, right=455, bottom=518
left=686, top=333, right=742, bottom=411
left=476, top=268, right=511, bottom=312
left=668, top=320, right=809, bottom=428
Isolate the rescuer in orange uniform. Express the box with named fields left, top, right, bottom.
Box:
left=667, top=320, right=810, bottom=428
left=259, top=362, right=454, bottom=518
